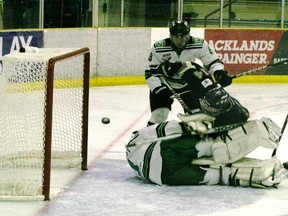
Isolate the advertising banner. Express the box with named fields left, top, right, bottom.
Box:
left=0, top=31, right=43, bottom=72
left=205, top=29, right=288, bottom=75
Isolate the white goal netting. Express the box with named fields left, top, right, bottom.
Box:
left=0, top=47, right=89, bottom=200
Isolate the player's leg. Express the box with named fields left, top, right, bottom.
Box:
left=161, top=164, right=208, bottom=185
left=160, top=135, right=208, bottom=185
left=147, top=91, right=173, bottom=126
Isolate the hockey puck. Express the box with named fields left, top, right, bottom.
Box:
left=19, top=47, right=26, bottom=53
left=283, top=161, right=288, bottom=170
left=101, top=117, right=110, bottom=124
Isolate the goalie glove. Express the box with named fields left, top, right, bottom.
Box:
left=177, top=112, right=215, bottom=134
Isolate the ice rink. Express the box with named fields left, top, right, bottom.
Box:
left=1, top=83, right=288, bottom=216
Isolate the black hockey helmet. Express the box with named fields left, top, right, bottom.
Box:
left=169, top=20, right=190, bottom=50
left=199, top=86, right=232, bottom=117
left=169, top=20, right=190, bottom=37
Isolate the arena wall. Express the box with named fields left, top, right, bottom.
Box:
left=0, top=28, right=287, bottom=86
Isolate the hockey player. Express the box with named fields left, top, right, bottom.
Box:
left=145, top=20, right=244, bottom=126
left=126, top=116, right=287, bottom=188
left=147, top=59, right=249, bottom=129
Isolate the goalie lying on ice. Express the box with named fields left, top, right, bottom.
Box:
left=125, top=117, right=287, bottom=188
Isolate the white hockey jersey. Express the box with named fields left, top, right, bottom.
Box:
left=145, top=36, right=224, bottom=92
left=125, top=120, right=184, bottom=185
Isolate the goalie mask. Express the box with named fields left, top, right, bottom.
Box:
left=170, top=20, right=190, bottom=50
left=199, top=86, right=232, bottom=117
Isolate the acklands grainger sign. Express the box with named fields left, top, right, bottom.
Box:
left=205, top=29, right=288, bottom=75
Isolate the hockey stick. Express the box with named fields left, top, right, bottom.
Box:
left=158, top=75, right=193, bottom=114
left=232, top=59, right=288, bottom=79
left=170, top=90, right=191, bottom=99
left=271, top=113, right=288, bottom=157
left=269, top=114, right=288, bottom=183
left=135, top=122, right=244, bottom=145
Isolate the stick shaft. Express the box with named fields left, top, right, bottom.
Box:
left=159, top=76, right=192, bottom=114
left=136, top=122, right=244, bottom=145
left=232, top=59, right=288, bottom=79
left=271, top=113, right=288, bottom=157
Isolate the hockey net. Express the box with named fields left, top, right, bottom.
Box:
left=0, top=47, right=90, bottom=200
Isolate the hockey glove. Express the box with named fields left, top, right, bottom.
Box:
left=153, top=61, right=183, bottom=77
left=214, top=70, right=232, bottom=87
left=177, top=112, right=215, bottom=134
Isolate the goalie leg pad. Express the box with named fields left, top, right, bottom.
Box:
left=212, top=133, right=258, bottom=164
left=199, top=166, right=231, bottom=185
left=230, top=157, right=283, bottom=188
left=211, top=142, right=230, bottom=163
left=226, top=119, right=278, bottom=149
left=191, top=120, right=279, bottom=165
left=260, top=117, right=282, bottom=142
left=213, top=120, right=278, bottom=164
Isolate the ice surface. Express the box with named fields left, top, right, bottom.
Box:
left=1, top=84, right=288, bottom=216
left=40, top=159, right=288, bottom=216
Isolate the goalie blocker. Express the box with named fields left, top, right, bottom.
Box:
left=126, top=117, right=287, bottom=188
